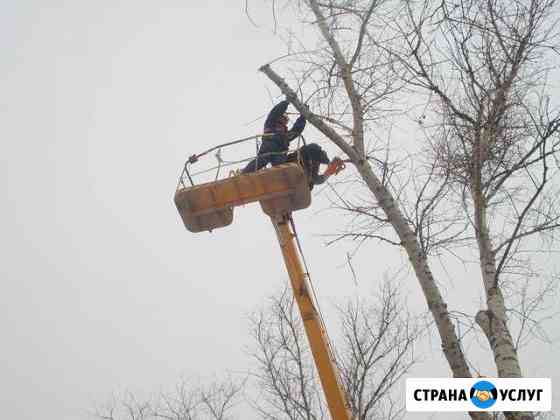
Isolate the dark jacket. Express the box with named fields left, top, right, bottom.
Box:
left=287, top=143, right=330, bottom=189
left=263, top=100, right=306, bottom=150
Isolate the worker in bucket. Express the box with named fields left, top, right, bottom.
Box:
left=287, top=143, right=345, bottom=189
left=241, top=99, right=306, bottom=173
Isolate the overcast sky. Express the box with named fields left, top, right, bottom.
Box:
left=2, top=2, right=558, bottom=419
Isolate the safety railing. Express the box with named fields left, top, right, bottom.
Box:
left=175, top=133, right=308, bottom=191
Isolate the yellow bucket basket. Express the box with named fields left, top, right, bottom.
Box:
left=174, top=163, right=311, bottom=232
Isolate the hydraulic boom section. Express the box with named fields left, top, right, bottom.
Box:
left=272, top=216, right=352, bottom=420
left=176, top=162, right=352, bottom=419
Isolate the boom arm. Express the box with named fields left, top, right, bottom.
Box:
left=272, top=216, right=352, bottom=420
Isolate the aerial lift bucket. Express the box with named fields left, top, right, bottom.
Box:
left=175, top=163, right=311, bottom=232
left=174, top=158, right=352, bottom=419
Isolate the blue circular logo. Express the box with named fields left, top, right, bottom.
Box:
left=470, top=380, right=498, bottom=409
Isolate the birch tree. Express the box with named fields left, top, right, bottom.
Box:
left=246, top=1, right=560, bottom=419
left=395, top=0, right=560, bottom=386
left=255, top=0, right=480, bottom=396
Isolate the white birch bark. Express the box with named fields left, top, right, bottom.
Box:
left=472, top=191, right=522, bottom=378
left=471, top=128, right=530, bottom=420
left=260, top=64, right=490, bottom=420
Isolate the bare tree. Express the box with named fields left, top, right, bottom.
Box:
left=95, top=392, right=152, bottom=420
left=94, top=377, right=244, bottom=420
left=243, top=1, right=560, bottom=419
left=248, top=287, right=327, bottom=420
left=337, top=281, right=418, bottom=420
left=248, top=280, right=419, bottom=420
left=395, top=0, right=560, bottom=397
left=197, top=377, right=245, bottom=420
left=251, top=5, right=485, bottom=420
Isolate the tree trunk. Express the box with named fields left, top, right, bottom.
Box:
left=260, top=64, right=490, bottom=420
left=472, top=192, right=531, bottom=420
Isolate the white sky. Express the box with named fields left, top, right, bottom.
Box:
left=2, top=2, right=558, bottom=419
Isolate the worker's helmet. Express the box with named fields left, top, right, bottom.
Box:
left=302, top=143, right=330, bottom=164
left=318, top=149, right=329, bottom=164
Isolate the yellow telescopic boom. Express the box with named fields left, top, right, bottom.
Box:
left=272, top=215, right=353, bottom=420
left=176, top=163, right=352, bottom=419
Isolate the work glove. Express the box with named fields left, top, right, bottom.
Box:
left=324, top=157, right=345, bottom=176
